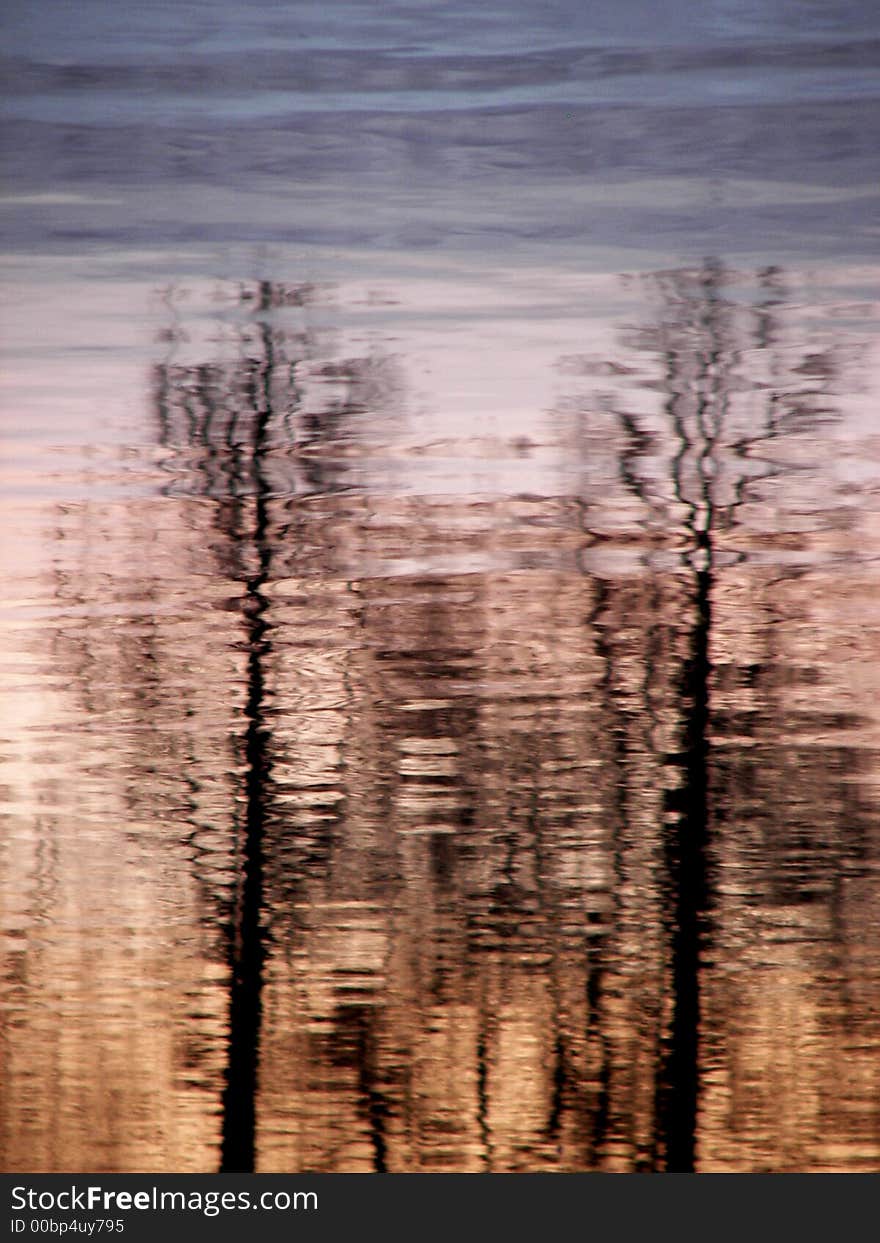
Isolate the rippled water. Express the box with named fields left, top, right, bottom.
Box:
left=2, top=1, right=879, bottom=1173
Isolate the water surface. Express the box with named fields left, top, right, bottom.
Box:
left=1, top=1, right=879, bottom=1173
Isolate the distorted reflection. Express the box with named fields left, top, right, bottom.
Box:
left=1, top=263, right=878, bottom=1172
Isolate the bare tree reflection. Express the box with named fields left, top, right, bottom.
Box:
left=151, top=278, right=401, bottom=1171
left=33, top=263, right=880, bottom=1173
left=567, top=259, right=865, bottom=1169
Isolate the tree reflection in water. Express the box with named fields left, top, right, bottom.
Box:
left=569, top=261, right=871, bottom=1170
left=153, top=278, right=401, bottom=1170
left=35, top=261, right=880, bottom=1172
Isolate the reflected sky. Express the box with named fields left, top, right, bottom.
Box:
left=1, top=2, right=878, bottom=262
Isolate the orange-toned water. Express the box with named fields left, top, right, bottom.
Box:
left=2, top=2, right=879, bottom=1173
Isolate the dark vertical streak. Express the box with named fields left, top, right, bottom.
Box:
left=220, top=281, right=274, bottom=1173
left=351, top=1009, right=388, bottom=1173
left=584, top=579, right=627, bottom=1166
left=585, top=937, right=610, bottom=1160
left=546, top=1029, right=566, bottom=1141
left=654, top=264, right=720, bottom=1172
left=656, top=267, right=725, bottom=1168
left=528, top=752, right=569, bottom=1157
left=476, top=1011, right=491, bottom=1170
left=659, top=560, right=711, bottom=1172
